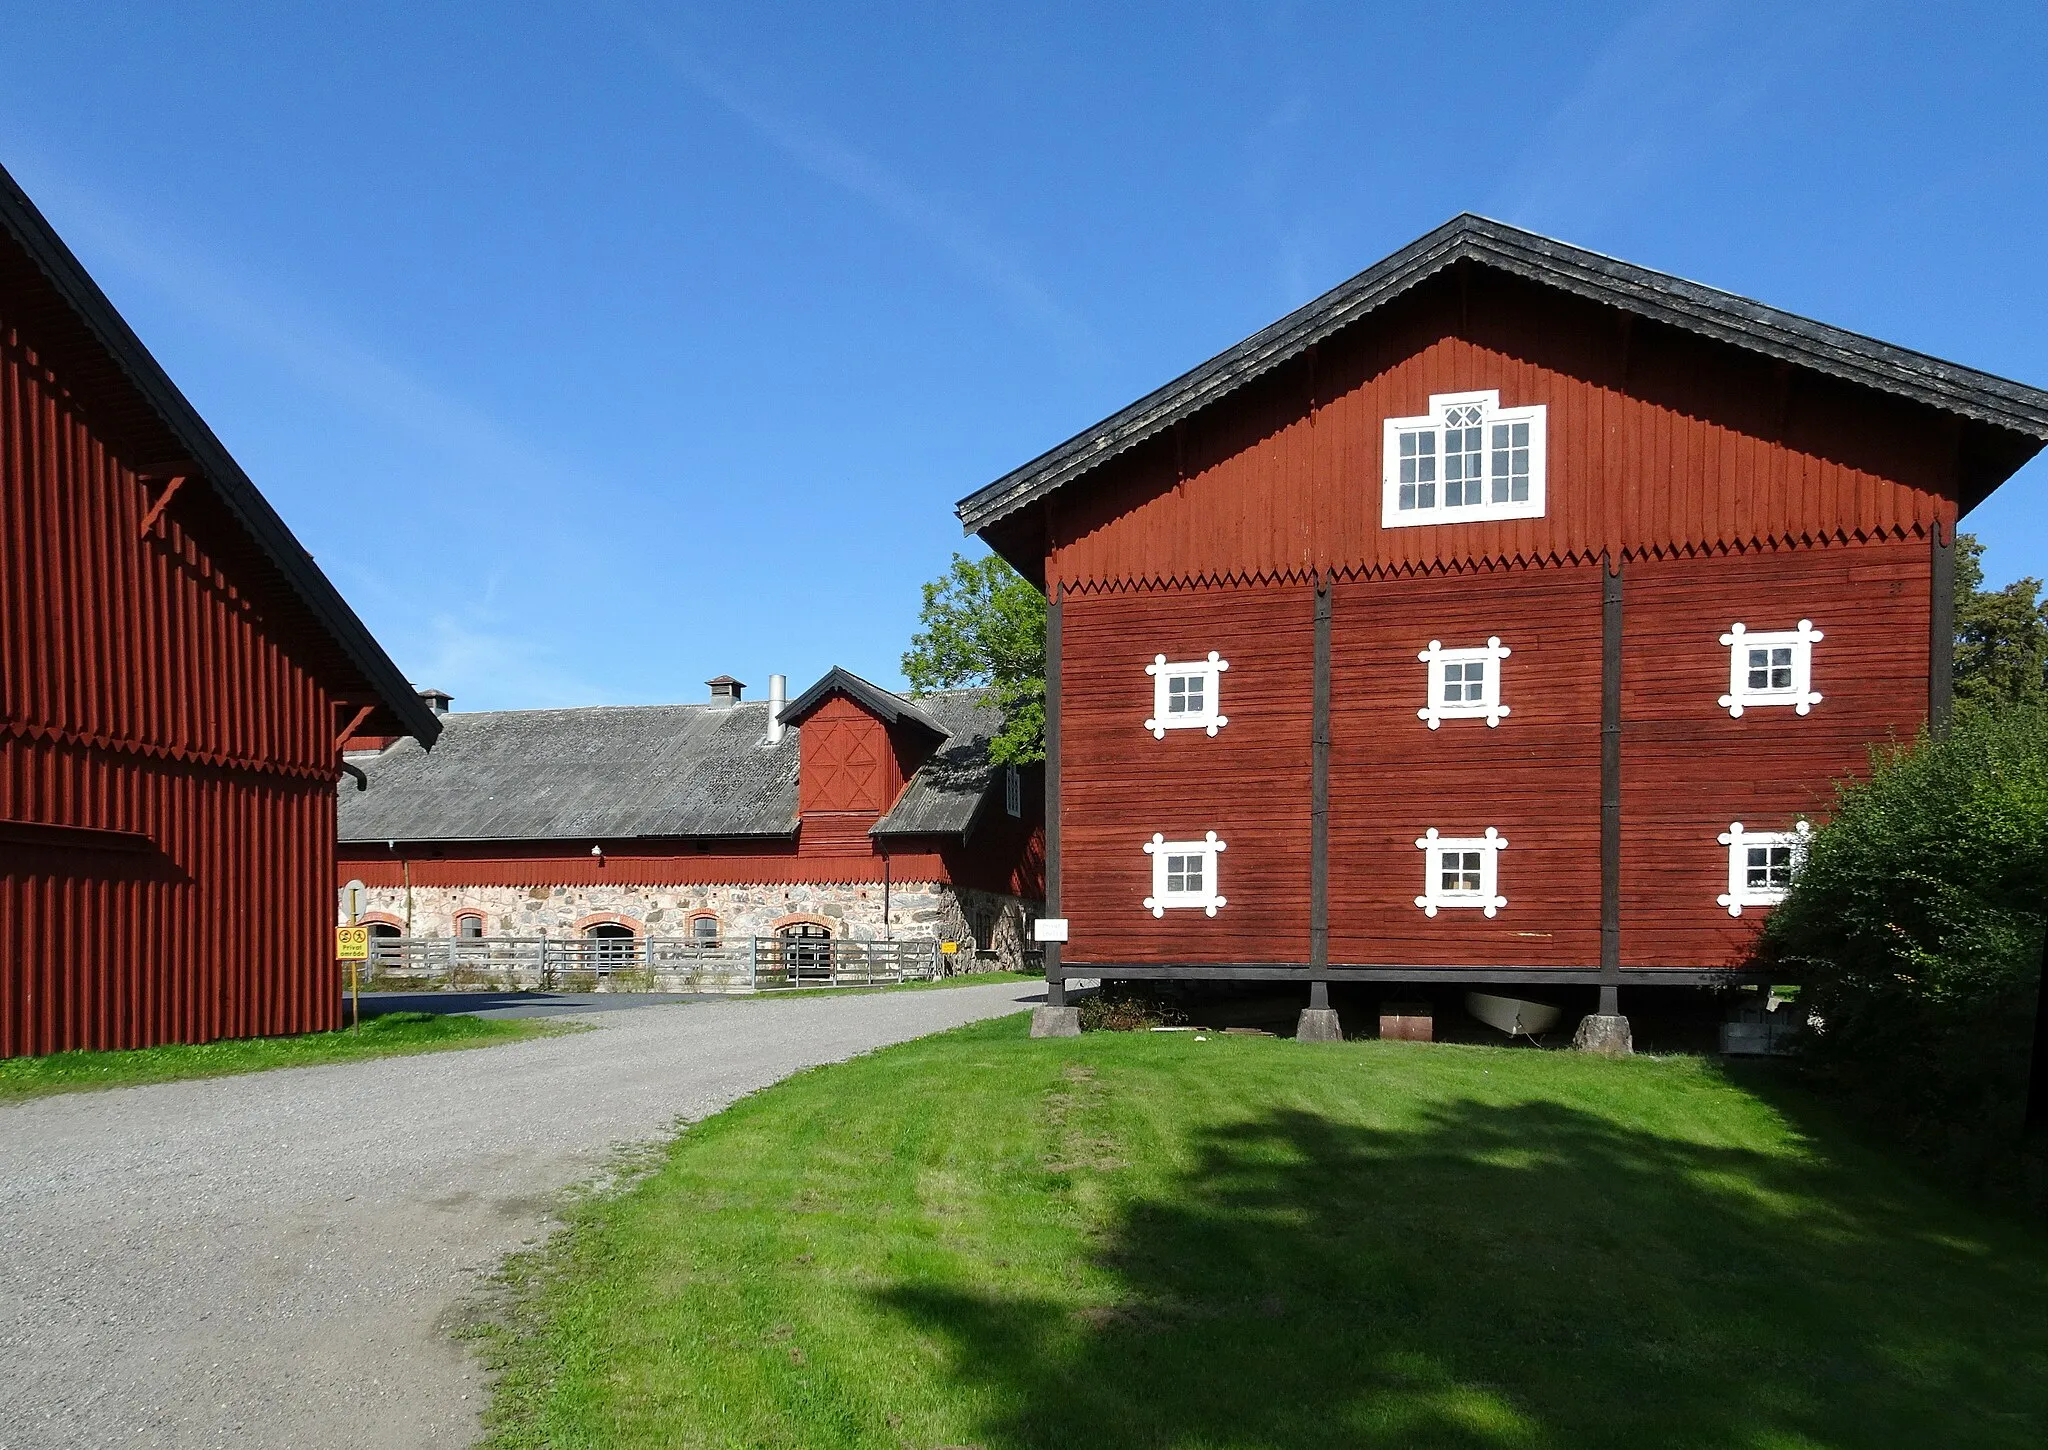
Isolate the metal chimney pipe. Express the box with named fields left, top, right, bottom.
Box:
left=766, top=674, right=787, bottom=745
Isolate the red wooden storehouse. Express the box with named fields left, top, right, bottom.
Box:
left=958, top=216, right=2048, bottom=1041
left=1, top=162, right=439, bottom=1057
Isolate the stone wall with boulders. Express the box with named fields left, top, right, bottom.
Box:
left=348, top=878, right=1041, bottom=971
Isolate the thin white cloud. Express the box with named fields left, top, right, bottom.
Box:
left=633, top=30, right=1102, bottom=359
left=1487, top=1, right=1741, bottom=231
left=17, top=167, right=583, bottom=494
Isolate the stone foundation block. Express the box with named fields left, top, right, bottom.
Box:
left=1572, top=1013, right=1634, bottom=1057
left=1030, top=1006, right=1081, bottom=1038
left=1295, top=1008, right=1345, bottom=1042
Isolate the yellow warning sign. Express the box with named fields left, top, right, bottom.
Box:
left=939, top=940, right=960, bottom=954
left=336, top=925, right=371, bottom=961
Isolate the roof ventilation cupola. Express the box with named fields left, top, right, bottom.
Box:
left=416, top=687, right=452, bottom=717
left=707, top=675, right=746, bottom=707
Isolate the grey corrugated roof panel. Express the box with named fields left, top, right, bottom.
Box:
left=781, top=666, right=947, bottom=740
left=957, top=213, right=2048, bottom=536
left=0, top=161, right=439, bottom=747
left=871, top=689, right=1006, bottom=839
left=338, top=700, right=798, bottom=843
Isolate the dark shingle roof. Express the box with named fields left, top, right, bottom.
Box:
left=872, top=690, right=1008, bottom=839
left=338, top=686, right=1003, bottom=844
left=958, top=213, right=2048, bottom=538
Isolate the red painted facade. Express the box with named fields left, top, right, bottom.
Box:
left=991, top=256, right=2030, bottom=986
left=1, top=179, right=428, bottom=1057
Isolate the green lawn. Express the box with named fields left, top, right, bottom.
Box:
left=758, top=969, right=1039, bottom=999
left=474, top=1020, right=2048, bottom=1449
left=0, top=1011, right=568, bottom=1102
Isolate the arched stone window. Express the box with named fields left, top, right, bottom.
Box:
left=454, top=911, right=485, bottom=939
left=687, top=911, right=722, bottom=947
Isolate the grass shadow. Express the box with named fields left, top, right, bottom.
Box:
left=879, top=1091, right=2048, bottom=1448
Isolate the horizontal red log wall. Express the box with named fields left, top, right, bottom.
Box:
left=2, top=312, right=343, bottom=1056
left=1053, top=539, right=1929, bottom=972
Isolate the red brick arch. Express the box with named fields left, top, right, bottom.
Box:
left=770, top=912, right=837, bottom=937
left=572, top=911, right=643, bottom=936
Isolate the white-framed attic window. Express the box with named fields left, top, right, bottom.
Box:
left=1143, top=832, right=1227, bottom=917
left=1417, top=637, right=1512, bottom=728
left=1382, top=391, right=1547, bottom=528
left=1718, top=621, right=1823, bottom=717
left=1414, top=827, right=1508, bottom=917
left=1717, top=820, right=1811, bottom=916
left=1145, top=653, right=1229, bottom=738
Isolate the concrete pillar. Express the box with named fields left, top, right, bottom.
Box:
left=1296, top=979, right=1343, bottom=1041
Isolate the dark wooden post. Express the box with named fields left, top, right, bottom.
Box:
left=1575, top=555, right=1634, bottom=1056
left=1599, top=556, right=1624, bottom=1017
left=1044, top=586, right=1063, bottom=1009
left=1299, top=575, right=1342, bottom=1040
left=1930, top=519, right=1955, bottom=734
left=1031, top=585, right=1079, bottom=1036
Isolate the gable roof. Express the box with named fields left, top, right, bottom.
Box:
left=0, top=160, right=438, bottom=745
left=337, top=686, right=1002, bottom=845
left=958, top=214, right=2048, bottom=543
left=780, top=666, right=947, bottom=743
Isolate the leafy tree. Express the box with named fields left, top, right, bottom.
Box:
left=1954, top=532, right=2048, bottom=709
left=1758, top=702, right=2048, bottom=1184
left=902, top=553, right=1047, bottom=765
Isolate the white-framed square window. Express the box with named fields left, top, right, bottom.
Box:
left=1143, top=831, right=1227, bottom=917
left=1417, top=637, right=1512, bottom=728
left=1718, top=620, right=1823, bottom=717
left=1413, top=827, right=1508, bottom=917
left=1717, top=820, right=1811, bottom=916
left=1145, top=652, right=1229, bottom=738
left=1382, top=391, right=1547, bottom=528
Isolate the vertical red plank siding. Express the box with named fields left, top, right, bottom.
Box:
left=2, top=310, right=344, bottom=1057
left=1047, top=274, right=1953, bottom=592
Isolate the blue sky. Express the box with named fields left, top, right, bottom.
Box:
left=4, top=2, right=2045, bottom=710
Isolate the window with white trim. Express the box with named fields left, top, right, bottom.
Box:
left=1382, top=391, right=1547, bottom=527
left=1143, top=831, right=1227, bottom=916
left=1005, top=765, right=1022, bottom=818
left=1413, top=827, right=1508, bottom=917
left=1718, top=621, right=1823, bottom=717
left=1145, top=653, right=1229, bottom=738
left=1417, top=637, right=1512, bottom=728
left=1717, top=820, right=1811, bottom=915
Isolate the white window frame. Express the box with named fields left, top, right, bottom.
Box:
left=1716, top=820, right=1811, bottom=916
left=1413, top=827, right=1508, bottom=917
left=1143, top=832, right=1227, bottom=917
left=1718, top=620, right=1823, bottom=717
left=1145, top=652, right=1229, bottom=739
left=1417, top=637, right=1512, bottom=728
left=1382, top=390, right=1548, bottom=528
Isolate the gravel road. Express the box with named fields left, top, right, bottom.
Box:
left=0, top=981, right=1041, bottom=1450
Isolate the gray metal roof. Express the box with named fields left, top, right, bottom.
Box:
left=871, top=689, right=1008, bottom=839
left=338, top=687, right=1002, bottom=844
left=958, top=213, right=2048, bottom=538
left=0, top=161, right=440, bottom=747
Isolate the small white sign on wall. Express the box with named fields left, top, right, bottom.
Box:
left=1032, top=918, right=1070, bottom=942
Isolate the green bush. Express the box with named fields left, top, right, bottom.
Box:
left=1758, top=702, right=2048, bottom=1188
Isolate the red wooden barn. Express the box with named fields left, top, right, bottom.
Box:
left=1, top=162, right=439, bottom=1057
left=958, top=216, right=2048, bottom=1043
